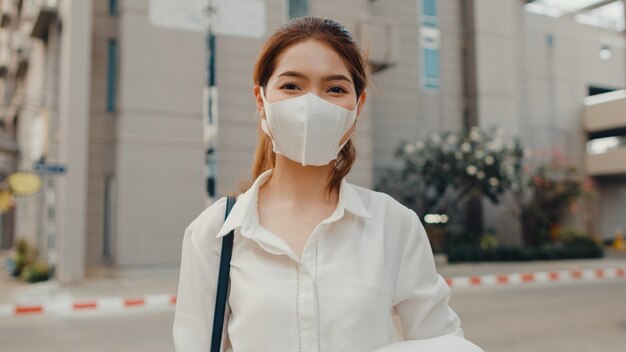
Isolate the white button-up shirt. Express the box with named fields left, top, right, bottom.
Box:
left=173, top=168, right=483, bottom=352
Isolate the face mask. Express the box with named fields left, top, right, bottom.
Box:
left=259, top=86, right=359, bottom=166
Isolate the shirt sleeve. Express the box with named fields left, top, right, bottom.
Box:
left=376, top=210, right=484, bottom=352
left=172, top=220, right=231, bottom=352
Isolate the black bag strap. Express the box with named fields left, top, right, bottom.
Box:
left=210, top=195, right=237, bottom=352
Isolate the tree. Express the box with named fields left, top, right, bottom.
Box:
left=376, top=127, right=524, bottom=238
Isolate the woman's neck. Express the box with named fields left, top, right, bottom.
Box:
left=262, top=155, right=338, bottom=206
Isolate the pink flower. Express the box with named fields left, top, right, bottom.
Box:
left=551, top=147, right=569, bottom=167
left=582, top=177, right=594, bottom=192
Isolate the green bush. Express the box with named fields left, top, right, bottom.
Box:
left=445, top=244, right=603, bottom=263
left=442, top=228, right=478, bottom=251
left=557, top=228, right=601, bottom=249
left=20, top=262, right=50, bottom=283
left=480, top=233, right=499, bottom=250
left=7, top=239, right=50, bottom=283
left=10, top=239, right=33, bottom=277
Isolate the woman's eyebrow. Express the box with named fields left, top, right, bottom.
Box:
left=277, top=71, right=352, bottom=83
left=322, top=74, right=352, bottom=83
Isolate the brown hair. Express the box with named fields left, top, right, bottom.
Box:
left=239, top=16, right=370, bottom=196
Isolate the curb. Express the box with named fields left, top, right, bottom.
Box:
left=0, top=294, right=177, bottom=318
left=444, top=267, right=626, bottom=288
left=1, top=267, right=625, bottom=317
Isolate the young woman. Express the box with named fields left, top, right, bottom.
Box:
left=173, top=16, right=483, bottom=352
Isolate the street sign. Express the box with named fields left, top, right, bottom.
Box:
left=216, top=0, right=265, bottom=38
left=148, top=0, right=265, bottom=38
left=149, top=0, right=207, bottom=33
left=7, top=172, right=42, bottom=196
left=34, top=162, right=67, bottom=175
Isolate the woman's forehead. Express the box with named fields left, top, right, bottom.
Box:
left=272, top=40, right=352, bottom=80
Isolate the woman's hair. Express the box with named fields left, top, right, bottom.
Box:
left=238, top=16, right=370, bottom=196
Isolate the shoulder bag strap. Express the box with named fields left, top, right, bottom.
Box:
left=210, top=195, right=236, bottom=352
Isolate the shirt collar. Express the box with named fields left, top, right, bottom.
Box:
left=216, top=168, right=371, bottom=238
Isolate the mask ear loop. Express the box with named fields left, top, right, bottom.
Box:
left=336, top=108, right=358, bottom=164
left=336, top=94, right=362, bottom=164
left=258, top=86, right=278, bottom=144
left=260, top=86, right=269, bottom=104
left=344, top=95, right=361, bottom=140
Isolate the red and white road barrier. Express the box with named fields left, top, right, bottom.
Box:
left=1, top=267, right=625, bottom=317
left=444, top=267, right=626, bottom=288
left=0, top=294, right=177, bottom=318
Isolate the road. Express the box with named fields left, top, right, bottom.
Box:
left=452, top=280, right=626, bottom=351
left=1, top=280, right=625, bottom=351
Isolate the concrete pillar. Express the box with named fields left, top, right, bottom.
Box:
left=56, top=0, right=93, bottom=283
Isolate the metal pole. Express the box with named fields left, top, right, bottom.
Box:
left=205, top=0, right=217, bottom=200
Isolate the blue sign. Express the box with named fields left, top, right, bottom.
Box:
left=34, top=162, right=67, bottom=175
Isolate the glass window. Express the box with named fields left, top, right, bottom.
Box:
left=106, top=39, right=117, bottom=113
left=421, top=0, right=438, bottom=27
left=109, top=0, right=118, bottom=16
left=289, top=0, right=309, bottom=19
left=422, top=47, right=440, bottom=90
left=423, top=0, right=437, bottom=17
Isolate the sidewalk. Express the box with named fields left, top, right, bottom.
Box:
left=1, top=248, right=625, bottom=307
left=0, top=250, right=180, bottom=306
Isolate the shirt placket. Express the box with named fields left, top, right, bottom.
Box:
left=296, top=249, right=316, bottom=352
left=244, top=206, right=344, bottom=352
left=247, top=224, right=326, bottom=352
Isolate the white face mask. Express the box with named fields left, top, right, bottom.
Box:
left=260, top=86, right=360, bottom=166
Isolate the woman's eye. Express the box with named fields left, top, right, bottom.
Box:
left=328, top=86, right=347, bottom=94
left=279, top=83, right=300, bottom=90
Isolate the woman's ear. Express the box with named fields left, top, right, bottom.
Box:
left=356, top=90, right=367, bottom=118
left=254, top=85, right=265, bottom=118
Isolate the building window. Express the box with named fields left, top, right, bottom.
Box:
left=588, top=85, right=616, bottom=97
left=288, top=0, right=309, bottom=19
left=420, top=25, right=440, bottom=91
left=420, top=0, right=440, bottom=91
left=421, top=0, right=438, bottom=27
left=109, top=0, right=118, bottom=16
left=106, top=39, right=117, bottom=113
left=422, top=47, right=440, bottom=90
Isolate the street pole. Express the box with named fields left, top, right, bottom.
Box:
left=204, top=0, right=217, bottom=202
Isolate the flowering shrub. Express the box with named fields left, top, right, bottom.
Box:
left=510, top=148, right=595, bottom=247
left=376, top=127, right=523, bottom=219
left=376, top=129, right=595, bottom=250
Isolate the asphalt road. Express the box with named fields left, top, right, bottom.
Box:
left=451, top=280, right=626, bottom=351
left=1, top=280, right=625, bottom=352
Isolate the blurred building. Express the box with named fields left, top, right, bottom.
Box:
left=0, top=0, right=624, bottom=282
left=469, top=0, right=626, bottom=244
left=0, top=0, right=206, bottom=282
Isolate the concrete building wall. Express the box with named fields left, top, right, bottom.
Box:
left=115, top=0, right=206, bottom=266
left=56, top=0, right=93, bottom=282
left=368, top=0, right=464, bottom=177
left=520, top=15, right=625, bottom=156
left=594, top=178, right=626, bottom=240
left=85, top=0, right=120, bottom=266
